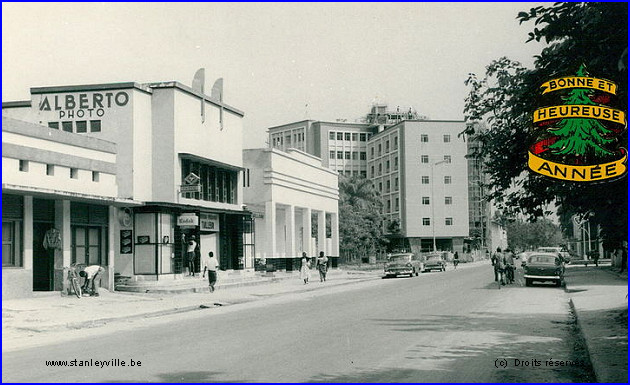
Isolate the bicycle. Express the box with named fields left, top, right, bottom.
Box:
left=64, top=264, right=82, bottom=298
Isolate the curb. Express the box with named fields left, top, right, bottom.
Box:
left=568, top=298, right=600, bottom=382
left=28, top=275, right=382, bottom=334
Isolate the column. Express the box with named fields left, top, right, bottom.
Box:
left=330, top=212, right=339, bottom=257
left=317, top=210, right=326, bottom=256
left=285, top=205, right=295, bottom=258
left=302, top=207, right=312, bottom=257
left=265, top=201, right=276, bottom=258
left=23, top=196, right=33, bottom=271
left=107, top=206, right=116, bottom=291
left=59, top=200, right=71, bottom=294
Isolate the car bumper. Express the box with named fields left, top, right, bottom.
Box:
left=384, top=269, right=413, bottom=276
left=524, top=274, right=561, bottom=280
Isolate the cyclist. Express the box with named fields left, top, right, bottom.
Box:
left=79, top=265, right=104, bottom=296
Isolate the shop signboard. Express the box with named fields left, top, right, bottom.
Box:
left=177, top=213, right=199, bottom=227
left=200, top=213, right=220, bottom=231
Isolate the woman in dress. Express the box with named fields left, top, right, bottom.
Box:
left=300, top=252, right=311, bottom=284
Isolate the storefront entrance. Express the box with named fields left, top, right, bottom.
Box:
left=32, top=223, right=54, bottom=291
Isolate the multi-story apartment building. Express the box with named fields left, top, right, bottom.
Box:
left=368, top=120, right=469, bottom=253
left=268, top=112, right=470, bottom=254
left=268, top=120, right=378, bottom=177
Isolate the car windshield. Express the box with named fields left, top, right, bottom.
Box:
left=390, top=255, right=411, bottom=263
left=426, top=256, right=441, bottom=261
left=528, top=255, right=558, bottom=264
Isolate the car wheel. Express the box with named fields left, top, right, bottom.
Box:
left=555, top=279, right=562, bottom=287
left=525, top=278, right=532, bottom=287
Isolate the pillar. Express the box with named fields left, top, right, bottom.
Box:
left=23, top=196, right=33, bottom=271
left=317, top=210, right=326, bottom=256
left=285, top=205, right=295, bottom=257
left=302, top=207, right=312, bottom=257
left=55, top=199, right=71, bottom=292
left=108, top=206, right=116, bottom=291
left=330, top=212, right=339, bottom=257
left=265, top=201, right=277, bottom=258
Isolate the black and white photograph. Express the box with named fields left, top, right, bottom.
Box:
left=2, top=2, right=627, bottom=383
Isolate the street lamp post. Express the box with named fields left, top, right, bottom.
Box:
left=431, top=160, right=447, bottom=252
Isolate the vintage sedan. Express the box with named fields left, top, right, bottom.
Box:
left=422, top=254, right=446, bottom=272
left=524, top=252, right=564, bottom=287
left=383, top=253, right=422, bottom=278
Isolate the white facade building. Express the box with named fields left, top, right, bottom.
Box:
left=243, top=148, right=339, bottom=267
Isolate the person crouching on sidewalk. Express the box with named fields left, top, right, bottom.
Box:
left=202, top=251, right=219, bottom=292
left=79, top=265, right=104, bottom=296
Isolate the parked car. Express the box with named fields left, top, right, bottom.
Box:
left=383, top=253, right=422, bottom=278
left=422, top=254, right=447, bottom=272
left=524, top=252, right=564, bottom=287
left=537, top=246, right=571, bottom=264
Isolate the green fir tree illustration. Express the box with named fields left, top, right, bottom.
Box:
left=547, top=64, right=614, bottom=158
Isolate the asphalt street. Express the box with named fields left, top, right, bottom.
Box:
left=2, top=263, right=594, bottom=382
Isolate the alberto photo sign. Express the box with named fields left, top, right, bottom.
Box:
left=528, top=65, right=627, bottom=182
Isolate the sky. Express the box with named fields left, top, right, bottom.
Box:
left=2, top=2, right=547, bottom=149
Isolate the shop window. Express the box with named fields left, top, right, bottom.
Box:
left=76, top=121, right=87, bottom=133
left=2, top=221, right=22, bottom=267
left=19, top=160, right=29, bottom=172
left=62, top=121, right=73, bottom=132
left=90, top=120, right=101, bottom=132
left=48, top=122, right=59, bottom=129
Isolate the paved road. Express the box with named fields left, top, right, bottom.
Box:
left=2, top=263, right=594, bottom=382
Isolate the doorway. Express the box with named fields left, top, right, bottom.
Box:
left=33, top=223, right=54, bottom=291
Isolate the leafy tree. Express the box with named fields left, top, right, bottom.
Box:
left=338, top=176, right=385, bottom=261
left=506, top=218, right=564, bottom=251
left=462, top=2, right=627, bottom=248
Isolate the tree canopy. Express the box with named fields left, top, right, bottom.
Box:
left=462, top=2, right=627, bottom=247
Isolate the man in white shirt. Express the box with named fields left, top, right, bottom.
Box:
left=79, top=265, right=104, bottom=296
left=202, top=251, right=219, bottom=292
left=186, top=235, right=197, bottom=276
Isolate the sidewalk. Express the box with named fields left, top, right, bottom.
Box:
left=563, top=264, right=628, bottom=383
left=2, top=269, right=380, bottom=352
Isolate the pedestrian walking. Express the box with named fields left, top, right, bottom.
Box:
left=453, top=251, right=459, bottom=269
left=202, top=251, right=219, bottom=292
left=492, top=247, right=502, bottom=283
left=316, top=251, right=328, bottom=282
left=186, top=235, right=197, bottom=276
left=300, top=252, right=311, bottom=284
